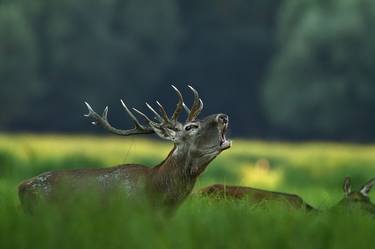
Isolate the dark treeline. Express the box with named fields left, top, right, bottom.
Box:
left=1, top=0, right=375, bottom=141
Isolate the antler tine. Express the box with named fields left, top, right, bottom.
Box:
left=360, top=177, right=375, bottom=196
left=132, top=108, right=154, bottom=124
left=120, top=100, right=145, bottom=129
left=196, top=98, right=204, bottom=114
left=146, top=102, right=163, bottom=122
left=187, top=85, right=204, bottom=121
left=84, top=102, right=99, bottom=125
left=187, top=98, right=203, bottom=122
left=183, top=102, right=190, bottom=114
left=102, top=106, right=109, bottom=121
left=343, top=176, right=352, bottom=196
left=171, top=85, right=184, bottom=122
left=84, top=101, right=154, bottom=136
left=156, top=101, right=171, bottom=124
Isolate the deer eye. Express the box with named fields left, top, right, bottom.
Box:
left=185, top=124, right=198, bottom=131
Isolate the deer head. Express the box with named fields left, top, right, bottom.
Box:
left=336, top=176, right=375, bottom=215
left=84, top=85, right=231, bottom=176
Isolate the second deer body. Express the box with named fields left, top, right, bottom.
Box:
left=200, top=177, right=375, bottom=215
left=200, top=184, right=315, bottom=211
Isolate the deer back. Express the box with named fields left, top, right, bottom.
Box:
left=200, top=184, right=315, bottom=211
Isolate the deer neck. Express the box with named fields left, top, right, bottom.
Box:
left=154, top=147, right=192, bottom=183
left=148, top=145, right=210, bottom=207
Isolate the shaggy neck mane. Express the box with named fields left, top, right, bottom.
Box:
left=148, top=146, right=209, bottom=208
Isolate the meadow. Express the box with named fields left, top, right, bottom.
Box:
left=1, top=134, right=375, bottom=249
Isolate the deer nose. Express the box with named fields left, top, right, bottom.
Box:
left=217, top=114, right=228, bottom=124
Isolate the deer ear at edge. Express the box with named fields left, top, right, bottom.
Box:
left=343, top=177, right=351, bottom=196
left=360, top=178, right=375, bottom=197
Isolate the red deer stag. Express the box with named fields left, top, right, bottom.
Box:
left=18, top=85, right=231, bottom=212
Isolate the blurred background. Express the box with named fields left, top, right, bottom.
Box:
left=1, top=0, right=375, bottom=141
left=3, top=4, right=375, bottom=244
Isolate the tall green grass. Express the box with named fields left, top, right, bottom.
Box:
left=1, top=134, right=375, bottom=248
left=1, top=196, right=375, bottom=249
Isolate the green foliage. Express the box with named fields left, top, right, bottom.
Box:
left=0, top=3, right=40, bottom=127
left=0, top=149, right=20, bottom=177
left=1, top=0, right=375, bottom=139
left=2, top=134, right=375, bottom=205
left=1, top=190, right=375, bottom=249
left=0, top=0, right=281, bottom=137
left=1, top=135, right=375, bottom=248
left=263, top=0, right=375, bottom=138
left=170, top=0, right=280, bottom=135
left=0, top=0, right=182, bottom=131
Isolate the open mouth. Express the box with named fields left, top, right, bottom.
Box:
left=219, top=123, right=231, bottom=150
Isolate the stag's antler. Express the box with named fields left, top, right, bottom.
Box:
left=84, top=85, right=204, bottom=136
left=171, top=85, right=184, bottom=122
left=84, top=101, right=154, bottom=136
left=187, top=85, right=203, bottom=122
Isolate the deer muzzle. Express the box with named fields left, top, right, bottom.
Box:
left=216, top=114, right=231, bottom=150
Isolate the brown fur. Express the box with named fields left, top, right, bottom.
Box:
left=200, top=184, right=315, bottom=211
left=18, top=86, right=231, bottom=213
left=19, top=144, right=222, bottom=213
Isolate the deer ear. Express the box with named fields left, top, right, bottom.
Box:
left=343, top=177, right=351, bottom=196
left=149, top=123, right=177, bottom=141
left=360, top=178, right=375, bottom=197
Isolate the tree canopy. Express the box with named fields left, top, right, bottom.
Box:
left=263, top=0, right=375, bottom=139
left=1, top=0, right=374, bottom=141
